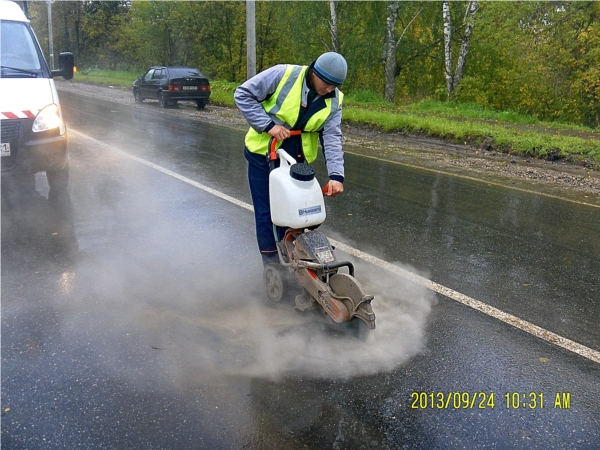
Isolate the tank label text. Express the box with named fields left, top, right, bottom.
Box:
left=298, top=205, right=322, bottom=216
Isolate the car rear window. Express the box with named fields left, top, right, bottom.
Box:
left=168, top=67, right=205, bottom=78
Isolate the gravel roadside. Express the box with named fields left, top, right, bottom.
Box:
left=56, top=80, right=600, bottom=206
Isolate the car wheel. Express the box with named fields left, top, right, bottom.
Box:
left=158, top=91, right=168, bottom=108
left=134, top=89, right=144, bottom=103
left=46, top=160, right=69, bottom=192
left=196, top=99, right=207, bottom=109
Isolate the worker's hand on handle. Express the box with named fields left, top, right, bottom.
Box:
left=268, top=125, right=291, bottom=142
left=322, top=180, right=344, bottom=197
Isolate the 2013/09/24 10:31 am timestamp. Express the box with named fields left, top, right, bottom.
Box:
left=410, top=392, right=572, bottom=409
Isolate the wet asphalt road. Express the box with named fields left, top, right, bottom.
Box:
left=1, top=91, right=599, bottom=449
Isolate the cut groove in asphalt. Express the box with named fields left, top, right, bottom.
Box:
left=70, top=128, right=600, bottom=365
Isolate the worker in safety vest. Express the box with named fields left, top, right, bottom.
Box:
left=235, top=52, right=347, bottom=266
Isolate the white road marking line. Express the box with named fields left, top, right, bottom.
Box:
left=70, top=129, right=252, bottom=212
left=331, top=241, right=600, bottom=364
left=71, top=128, right=600, bottom=365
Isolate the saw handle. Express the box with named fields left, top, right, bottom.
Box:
left=268, top=130, right=302, bottom=167
left=325, top=261, right=355, bottom=277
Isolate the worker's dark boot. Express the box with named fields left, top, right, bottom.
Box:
left=261, top=252, right=279, bottom=267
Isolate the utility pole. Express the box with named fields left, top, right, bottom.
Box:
left=47, top=0, right=54, bottom=69
left=246, top=0, right=256, bottom=79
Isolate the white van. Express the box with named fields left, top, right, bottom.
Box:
left=0, top=0, right=74, bottom=198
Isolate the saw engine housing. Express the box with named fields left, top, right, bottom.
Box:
left=277, top=228, right=376, bottom=331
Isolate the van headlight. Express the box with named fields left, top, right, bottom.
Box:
left=32, top=104, right=63, bottom=133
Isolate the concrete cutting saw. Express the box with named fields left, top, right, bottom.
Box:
left=263, top=133, right=376, bottom=341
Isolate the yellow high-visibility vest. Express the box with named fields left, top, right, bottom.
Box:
left=244, top=64, right=343, bottom=163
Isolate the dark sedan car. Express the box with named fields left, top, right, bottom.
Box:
left=132, top=66, right=211, bottom=109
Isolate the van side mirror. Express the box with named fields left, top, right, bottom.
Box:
left=52, top=52, right=74, bottom=80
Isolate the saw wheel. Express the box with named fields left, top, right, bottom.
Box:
left=263, top=263, right=286, bottom=302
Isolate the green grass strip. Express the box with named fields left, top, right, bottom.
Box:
left=343, top=107, right=600, bottom=168
left=74, top=69, right=137, bottom=87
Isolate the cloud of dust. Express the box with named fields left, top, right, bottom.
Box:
left=59, top=220, right=436, bottom=383
left=232, top=255, right=437, bottom=380
left=52, top=172, right=436, bottom=383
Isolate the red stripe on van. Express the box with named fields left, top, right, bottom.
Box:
left=1, top=112, right=19, bottom=119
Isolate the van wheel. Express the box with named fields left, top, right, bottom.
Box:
left=159, top=92, right=168, bottom=108
left=47, top=161, right=69, bottom=192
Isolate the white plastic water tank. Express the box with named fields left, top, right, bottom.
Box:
left=269, top=149, right=326, bottom=228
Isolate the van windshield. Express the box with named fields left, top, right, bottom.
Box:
left=1, top=20, right=43, bottom=78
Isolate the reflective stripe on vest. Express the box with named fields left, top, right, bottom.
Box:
left=244, top=65, right=343, bottom=164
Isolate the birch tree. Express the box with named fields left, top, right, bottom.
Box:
left=443, top=2, right=452, bottom=97
left=443, top=0, right=479, bottom=99
left=328, top=0, right=339, bottom=52
left=316, top=1, right=339, bottom=52
left=382, top=2, right=422, bottom=103
left=383, top=2, right=400, bottom=103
